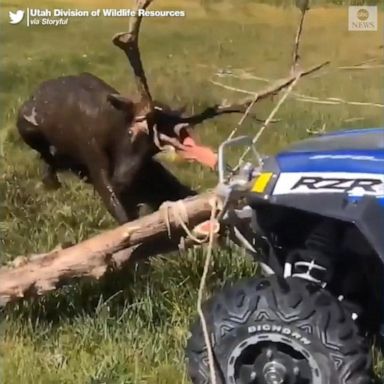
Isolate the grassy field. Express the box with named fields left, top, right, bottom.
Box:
left=1, top=0, right=384, bottom=382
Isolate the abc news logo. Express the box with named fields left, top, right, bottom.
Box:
left=348, top=6, right=378, bottom=31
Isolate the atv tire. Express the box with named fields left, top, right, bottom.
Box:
left=186, top=275, right=373, bottom=384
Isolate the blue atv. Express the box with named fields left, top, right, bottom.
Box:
left=186, top=128, right=384, bottom=384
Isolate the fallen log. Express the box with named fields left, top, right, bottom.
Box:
left=0, top=191, right=220, bottom=307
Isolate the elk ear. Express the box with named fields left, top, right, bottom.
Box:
left=107, top=94, right=134, bottom=111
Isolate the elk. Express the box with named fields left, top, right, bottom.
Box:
left=17, top=0, right=327, bottom=224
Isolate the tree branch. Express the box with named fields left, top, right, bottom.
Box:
left=0, top=192, right=218, bottom=307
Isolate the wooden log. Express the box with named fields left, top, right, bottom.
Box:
left=0, top=191, right=218, bottom=307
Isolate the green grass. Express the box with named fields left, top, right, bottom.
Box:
left=1, top=0, right=384, bottom=382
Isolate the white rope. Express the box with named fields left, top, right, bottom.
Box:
left=160, top=201, right=209, bottom=244
left=191, top=73, right=306, bottom=384
left=159, top=197, right=220, bottom=383
left=226, top=96, right=258, bottom=142
left=234, top=73, right=302, bottom=172
left=197, top=197, right=219, bottom=384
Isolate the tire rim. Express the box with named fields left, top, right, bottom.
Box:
left=226, top=333, right=323, bottom=384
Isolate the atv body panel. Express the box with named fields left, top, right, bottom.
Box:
left=247, top=127, right=384, bottom=262
left=187, top=128, right=384, bottom=383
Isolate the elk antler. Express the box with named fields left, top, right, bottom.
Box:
left=177, top=60, right=329, bottom=126
left=112, top=0, right=154, bottom=116
left=176, top=0, right=328, bottom=128
left=292, top=0, right=310, bottom=73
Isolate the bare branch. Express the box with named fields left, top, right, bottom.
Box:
left=296, top=95, right=384, bottom=108
left=112, top=0, right=154, bottom=114
left=179, top=61, right=329, bottom=127
left=292, top=0, right=310, bottom=73
left=251, top=61, right=329, bottom=100
left=176, top=103, right=256, bottom=126
left=210, top=79, right=260, bottom=95
left=337, top=64, right=384, bottom=70
left=211, top=72, right=384, bottom=109
left=172, top=103, right=280, bottom=126
left=233, top=73, right=303, bottom=173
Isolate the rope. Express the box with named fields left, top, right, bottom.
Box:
left=197, top=197, right=219, bottom=384
left=159, top=197, right=220, bottom=383
left=160, top=200, right=209, bottom=244
left=233, top=73, right=302, bottom=173
left=226, top=96, right=258, bottom=142
left=158, top=76, right=299, bottom=384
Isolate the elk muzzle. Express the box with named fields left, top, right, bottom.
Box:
left=161, top=126, right=218, bottom=170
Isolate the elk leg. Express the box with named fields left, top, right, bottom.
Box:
left=16, top=117, right=62, bottom=190
left=38, top=147, right=62, bottom=190
left=86, top=147, right=129, bottom=224
left=111, top=139, right=145, bottom=221
left=118, top=190, right=142, bottom=221
left=41, top=162, right=61, bottom=190
left=91, top=167, right=130, bottom=224
left=112, top=167, right=143, bottom=222
left=138, top=159, right=197, bottom=212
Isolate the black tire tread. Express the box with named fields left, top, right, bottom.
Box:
left=186, top=275, right=373, bottom=384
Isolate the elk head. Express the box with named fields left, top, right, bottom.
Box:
left=109, top=0, right=328, bottom=170
left=108, top=0, right=259, bottom=170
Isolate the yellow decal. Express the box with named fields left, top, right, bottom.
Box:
left=252, top=172, right=273, bottom=193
